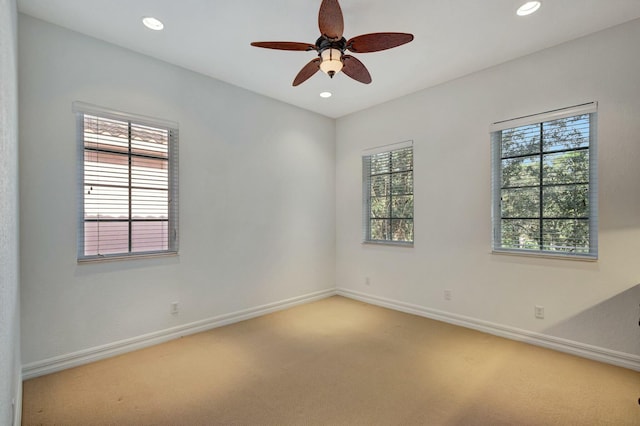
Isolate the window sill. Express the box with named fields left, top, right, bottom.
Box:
left=78, top=251, right=178, bottom=264
left=362, top=240, right=414, bottom=248
left=491, top=249, right=597, bottom=262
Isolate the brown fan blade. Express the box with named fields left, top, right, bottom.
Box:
left=342, top=55, right=372, bottom=84
left=318, top=0, right=344, bottom=40
left=347, top=32, right=414, bottom=53
left=251, top=41, right=316, bottom=51
left=293, top=58, right=321, bottom=86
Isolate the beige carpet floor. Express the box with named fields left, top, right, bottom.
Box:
left=22, top=296, right=640, bottom=425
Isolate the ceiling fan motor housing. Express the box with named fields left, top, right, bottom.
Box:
left=316, top=37, right=347, bottom=55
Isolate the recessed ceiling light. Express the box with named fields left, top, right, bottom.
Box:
left=142, top=17, right=164, bottom=31
left=320, top=92, right=332, bottom=98
left=517, top=1, right=541, bottom=16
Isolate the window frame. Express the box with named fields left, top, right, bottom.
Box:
left=490, top=102, right=598, bottom=260
left=74, top=102, right=179, bottom=262
left=362, top=141, right=414, bottom=246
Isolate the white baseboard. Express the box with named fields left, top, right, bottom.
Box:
left=12, top=376, right=21, bottom=426
left=22, top=288, right=336, bottom=380
left=23, top=287, right=639, bottom=380
left=337, top=288, right=640, bottom=372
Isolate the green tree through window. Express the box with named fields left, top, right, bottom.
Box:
left=492, top=108, right=597, bottom=258
left=363, top=145, right=413, bottom=244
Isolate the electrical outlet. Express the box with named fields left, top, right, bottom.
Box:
left=365, top=277, right=371, bottom=286
left=444, top=290, right=452, bottom=301
left=535, top=305, right=544, bottom=319
left=171, top=302, right=179, bottom=315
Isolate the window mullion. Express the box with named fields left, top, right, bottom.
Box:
left=388, top=159, right=393, bottom=241
left=538, top=123, right=544, bottom=251
left=369, top=171, right=374, bottom=240
left=128, top=121, right=133, bottom=254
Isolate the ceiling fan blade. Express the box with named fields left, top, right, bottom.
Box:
left=251, top=41, right=316, bottom=51
left=342, top=55, right=372, bottom=84
left=318, top=0, right=344, bottom=40
left=293, top=58, right=322, bottom=86
left=347, top=32, right=414, bottom=53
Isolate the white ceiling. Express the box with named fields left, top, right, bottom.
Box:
left=17, top=0, right=640, bottom=118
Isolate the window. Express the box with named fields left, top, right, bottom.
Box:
left=363, top=142, right=414, bottom=244
left=74, top=102, right=179, bottom=261
left=491, top=103, right=597, bottom=259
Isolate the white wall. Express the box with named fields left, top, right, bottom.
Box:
left=18, top=10, right=640, bottom=377
left=19, top=15, right=336, bottom=366
left=336, top=19, right=640, bottom=357
left=0, top=0, right=21, bottom=423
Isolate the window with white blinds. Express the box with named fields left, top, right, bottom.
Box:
left=491, top=103, right=597, bottom=259
left=74, top=102, right=179, bottom=261
left=363, top=142, right=414, bottom=245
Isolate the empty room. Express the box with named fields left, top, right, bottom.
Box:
left=1, top=0, right=640, bottom=424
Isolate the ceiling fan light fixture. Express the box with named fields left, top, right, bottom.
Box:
left=517, top=1, right=541, bottom=16
left=319, top=48, right=343, bottom=78
left=142, top=16, right=164, bottom=31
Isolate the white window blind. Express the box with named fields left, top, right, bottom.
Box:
left=74, top=102, right=179, bottom=261
left=491, top=103, right=597, bottom=259
left=363, top=141, right=414, bottom=244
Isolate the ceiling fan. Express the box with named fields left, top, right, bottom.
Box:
left=251, top=0, right=414, bottom=86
